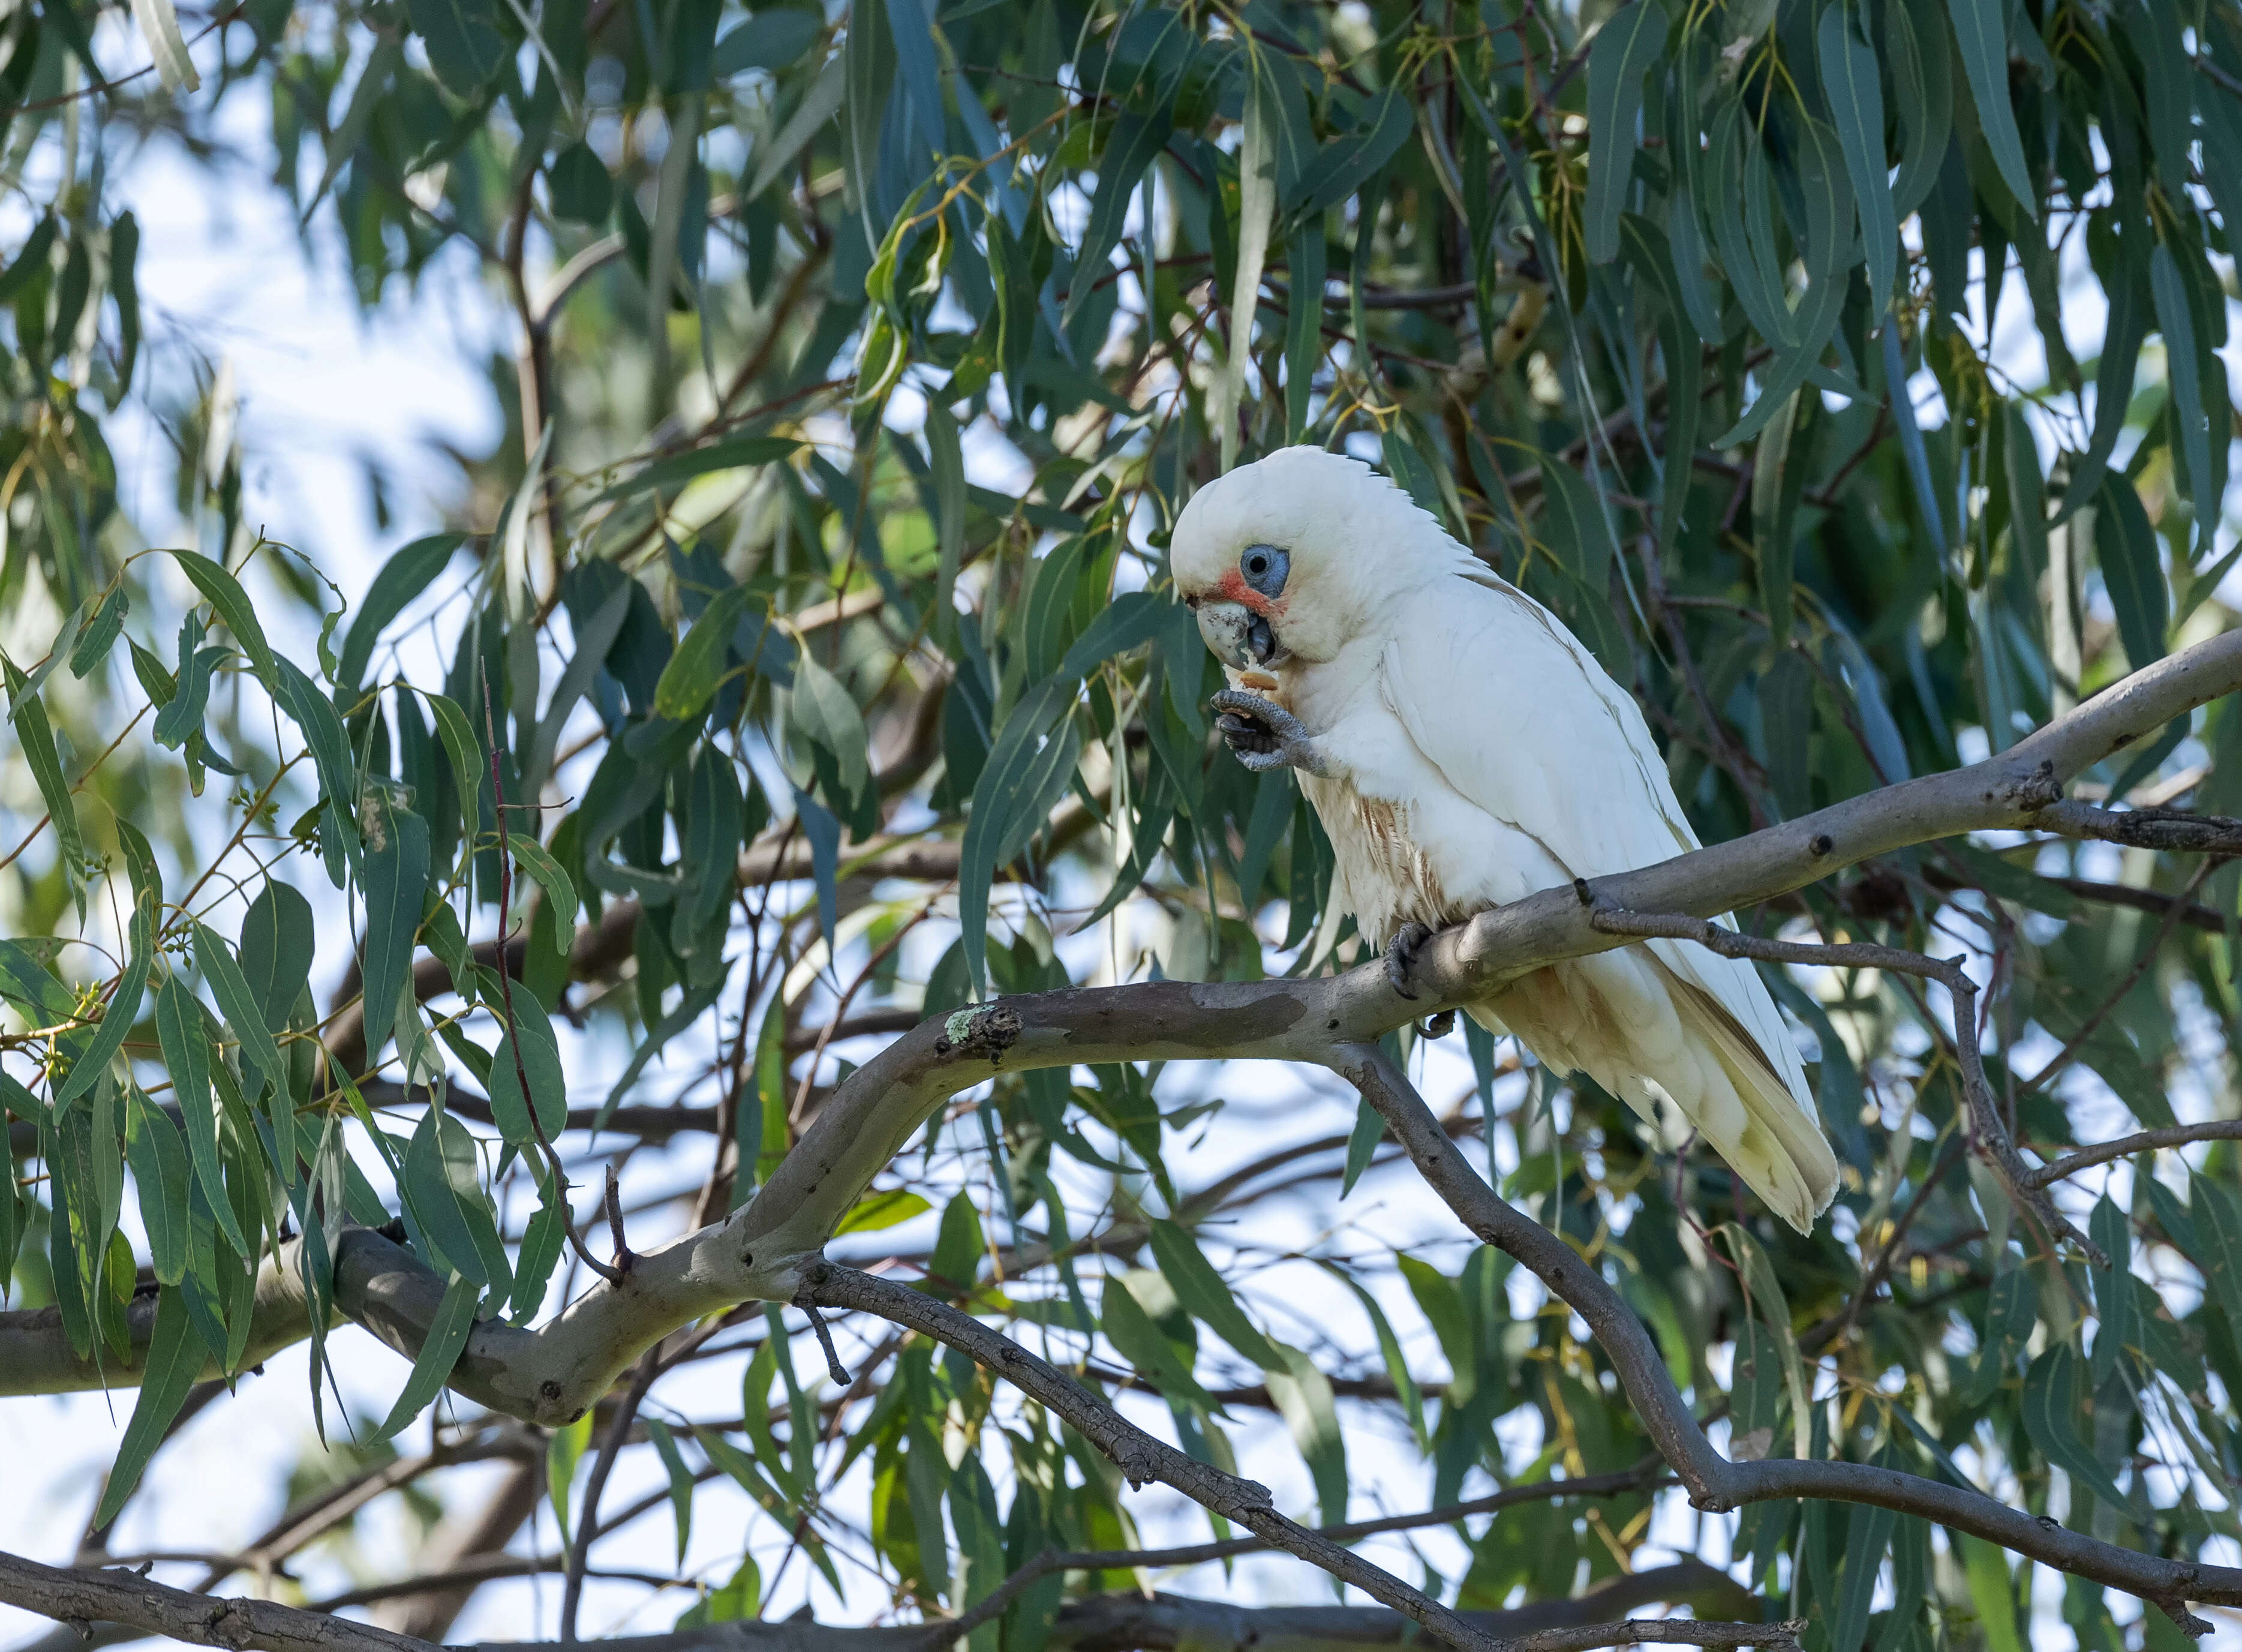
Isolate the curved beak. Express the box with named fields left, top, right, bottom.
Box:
left=1195, top=600, right=1288, bottom=671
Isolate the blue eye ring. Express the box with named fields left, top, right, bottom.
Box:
left=1241, top=543, right=1290, bottom=598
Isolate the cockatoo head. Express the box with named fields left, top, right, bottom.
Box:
left=1170, top=446, right=1464, bottom=672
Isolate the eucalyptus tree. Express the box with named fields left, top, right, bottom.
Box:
left=3, top=0, right=2242, bottom=1647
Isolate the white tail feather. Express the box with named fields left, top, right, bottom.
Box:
left=1663, top=971, right=1839, bottom=1232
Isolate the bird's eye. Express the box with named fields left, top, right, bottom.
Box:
left=1240, top=543, right=1290, bottom=598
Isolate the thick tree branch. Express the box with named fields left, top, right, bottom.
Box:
left=0, top=1551, right=433, bottom=1652
left=0, top=1547, right=1784, bottom=1652
left=0, top=1245, right=325, bottom=1395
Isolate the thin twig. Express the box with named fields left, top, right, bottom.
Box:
left=792, top=1294, right=852, bottom=1386
left=557, top=1348, right=659, bottom=1641
left=602, top=1163, right=635, bottom=1274
left=1333, top=1042, right=2220, bottom=1633
left=2026, top=1119, right=2242, bottom=1190
left=2033, top=799, right=2242, bottom=855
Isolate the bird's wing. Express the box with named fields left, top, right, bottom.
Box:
left=1378, top=572, right=1811, bottom=1098
left=1380, top=572, right=1699, bottom=881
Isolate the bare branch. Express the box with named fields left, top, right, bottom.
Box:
left=0, top=1543, right=1790, bottom=1652
left=2034, top=799, right=2242, bottom=855
left=2025, top=1119, right=2242, bottom=1189
left=559, top=1347, right=658, bottom=1642
left=1501, top=1627, right=1801, bottom=1652
left=0, top=1240, right=326, bottom=1395
left=0, top=1550, right=437, bottom=1652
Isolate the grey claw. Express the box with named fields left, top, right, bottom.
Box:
left=1210, top=690, right=1326, bottom=776
left=1384, top=923, right=1432, bottom=1001
left=1421, top=1010, right=1456, bottom=1039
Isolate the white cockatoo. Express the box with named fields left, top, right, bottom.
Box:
left=1172, top=446, right=1837, bottom=1232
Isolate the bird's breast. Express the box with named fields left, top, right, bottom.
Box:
left=1302, top=773, right=1466, bottom=946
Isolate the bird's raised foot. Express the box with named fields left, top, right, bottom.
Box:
left=1420, top=1010, right=1456, bottom=1039
left=1384, top=922, right=1432, bottom=1001
left=1210, top=689, right=1328, bottom=776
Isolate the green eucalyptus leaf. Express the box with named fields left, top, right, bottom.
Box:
left=1582, top=0, right=1667, bottom=265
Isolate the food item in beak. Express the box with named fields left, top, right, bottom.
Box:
left=1237, top=669, right=1279, bottom=692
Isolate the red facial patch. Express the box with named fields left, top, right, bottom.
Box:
left=1216, top=567, right=1282, bottom=617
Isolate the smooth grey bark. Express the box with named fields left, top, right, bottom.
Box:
left=0, top=1549, right=1781, bottom=1652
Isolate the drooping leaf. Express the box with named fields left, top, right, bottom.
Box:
left=401, top=1107, right=510, bottom=1293
left=190, top=922, right=288, bottom=1106
left=507, top=831, right=579, bottom=954
left=408, top=0, right=509, bottom=94
left=548, top=1408, right=593, bottom=1542
left=2, top=656, right=86, bottom=910
left=91, top=1287, right=203, bottom=1528
left=2019, top=1345, right=2129, bottom=1510
left=274, top=656, right=363, bottom=880
left=2150, top=241, right=2212, bottom=528
left=338, top=535, right=465, bottom=692
left=1943, top=0, right=2036, bottom=215
left=548, top=143, right=615, bottom=226
left=55, top=825, right=158, bottom=1112
left=1817, top=0, right=1897, bottom=310
left=170, top=550, right=278, bottom=689
left=1148, top=1219, right=1282, bottom=1369
left=69, top=586, right=129, bottom=680
left=958, top=681, right=1078, bottom=993
left=1341, top=1095, right=1383, bottom=1196
left=1063, top=111, right=1173, bottom=329
left=1264, top=1340, right=1348, bottom=1524
left=371, top=1269, right=482, bottom=1441
left=2190, top=1174, right=2242, bottom=1338
left=238, top=879, right=315, bottom=1039
left=1583, top=0, right=1667, bottom=264
left=789, top=651, right=871, bottom=800
left=834, top=1188, right=933, bottom=1236
left=2095, top=475, right=2166, bottom=669
left=654, top=582, right=754, bottom=721
left=479, top=969, right=569, bottom=1145
left=359, top=793, right=431, bottom=1074
left=1291, top=86, right=1414, bottom=221
left=1099, top=1270, right=1215, bottom=1411
left=714, top=7, right=820, bottom=75
left=644, top=1417, right=697, bottom=1564
left=590, top=437, right=799, bottom=506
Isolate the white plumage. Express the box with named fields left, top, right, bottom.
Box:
left=1172, top=446, right=1837, bottom=1232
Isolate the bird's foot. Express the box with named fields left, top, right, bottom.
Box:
left=1420, top=1010, right=1456, bottom=1040
left=1384, top=922, right=1433, bottom=1001
left=1211, top=690, right=1328, bottom=776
